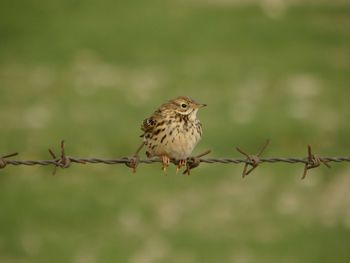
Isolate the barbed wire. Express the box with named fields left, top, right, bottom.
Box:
left=1, top=140, right=349, bottom=179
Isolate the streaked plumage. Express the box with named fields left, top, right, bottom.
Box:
left=140, top=96, right=206, bottom=171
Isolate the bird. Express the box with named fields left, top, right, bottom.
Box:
left=139, top=96, right=206, bottom=173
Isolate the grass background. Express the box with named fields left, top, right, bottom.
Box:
left=1, top=0, right=350, bottom=262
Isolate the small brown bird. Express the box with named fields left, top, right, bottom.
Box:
left=140, top=96, right=206, bottom=172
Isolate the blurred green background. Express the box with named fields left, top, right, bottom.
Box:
left=1, top=0, right=350, bottom=262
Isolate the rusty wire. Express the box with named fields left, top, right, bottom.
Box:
left=1, top=140, right=349, bottom=179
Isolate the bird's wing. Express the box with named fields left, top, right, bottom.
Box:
left=141, top=117, right=157, bottom=132
left=140, top=106, right=166, bottom=137
left=140, top=115, right=159, bottom=137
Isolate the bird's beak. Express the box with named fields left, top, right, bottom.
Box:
left=198, top=103, right=207, bottom=108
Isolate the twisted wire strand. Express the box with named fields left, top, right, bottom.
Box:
left=1, top=140, right=349, bottom=178
left=3, top=156, right=350, bottom=166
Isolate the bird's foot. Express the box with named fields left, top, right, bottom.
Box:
left=161, top=155, right=170, bottom=174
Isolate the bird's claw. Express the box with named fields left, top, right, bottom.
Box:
left=176, top=159, right=187, bottom=174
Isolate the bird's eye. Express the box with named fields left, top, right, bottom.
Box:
left=181, top=103, right=187, bottom=108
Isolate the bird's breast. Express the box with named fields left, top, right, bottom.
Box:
left=144, top=118, right=202, bottom=160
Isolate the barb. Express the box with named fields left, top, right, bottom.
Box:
left=236, top=139, right=270, bottom=178
left=48, top=140, right=86, bottom=175
left=183, top=150, right=211, bottom=175
left=0, top=152, right=19, bottom=169
left=125, top=142, right=145, bottom=173
left=1, top=140, right=350, bottom=179
left=301, top=145, right=331, bottom=179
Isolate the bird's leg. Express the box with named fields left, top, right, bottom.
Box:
left=160, top=155, right=170, bottom=173
left=176, top=159, right=187, bottom=174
